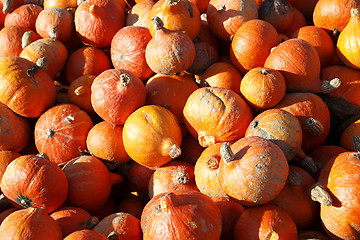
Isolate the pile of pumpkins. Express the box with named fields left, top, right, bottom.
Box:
left=0, top=0, right=360, bottom=239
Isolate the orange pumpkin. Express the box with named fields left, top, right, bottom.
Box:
left=258, top=0, right=294, bottom=33
left=34, top=104, right=94, bottom=165
left=0, top=151, right=21, bottom=184
left=1, top=154, right=69, bottom=213
left=123, top=105, right=182, bottom=169
left=43, top=0, right=78, bottom=9
left=68, top=75, right=96, bottom=116
left=340, top=118, right=360, bottom=151
left=64, top=229, right=108, bottom=240
left=4, top=4, right=43, bottom=31
left=282, top=6, right=307, bottom=37
left=186, top=40, right=218, bottom=76
left=125, top=0, right=155, bottom=28
left=117, top=195, right=145, bottom=219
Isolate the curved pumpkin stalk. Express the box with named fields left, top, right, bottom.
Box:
left=310, top=184, right=332, bottom=207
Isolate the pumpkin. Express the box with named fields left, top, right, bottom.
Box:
left=123, top=105, right=182, bottom=169
left=0, top=151, right=21, bottom=184
left=282, top=6, right=307, bottom=37
left=1, top=154, right=69, bottom=213
left=230, top=19, right=279, bottom=74
left=0, top=56, right=56, bottom=118
left=125, top=0, right=155, bottom=28
left=0, top=207, right=63, bottom=239
left=298, top=230, right=331, bottom=240
left=183, top=87, right=253, bottom=147
left=20, top=37, right=68, bottom=79
left=196, top=16, right=220, bottom=50
left=271, top=166, right=318, bottom=229
left=292, top=0, right=318, bottom=21
left=310, top=152, right=360, bottom=239
left=91, top=69, right=146, bottom=125
left=148, top=160, right=198, bottom=198
left=206, top=0, right=258, bottom=41
left=340, top=118, right=360, bottom=151
left=65, top=46, right=111, bottom=84
left=74, top=0, right=125, bottom=48
left=219, top=137, right=289, bottom=206
left=188, top=0, right=210, bottom=13
left=176, top=134, right=204, bottom=165
left=234, top=204, right=298, bottom=240
left=0, top=207, right=17, bottom=225
left=43, top=0, right=78, bottom=9
left=148, top=0, right=201, bottom=40
left=34, top=104, right=93, bottom=164
left=145, top=72, right=199, bottom=125
left=264, top=38, right=322, bottom=93
left=117, top=195, right=145, bottom=219
left=337, top=8, right=360, bottom=70
left=185, top=40, right=218, bottom=76
left=62, top=155, right=123, bottom=213
left=240, top=67, right=286, bottom=110
left=212, top=197, right=245, bottom=240
left=111, top=26, right=153, bottom=82
left=0, top=0, right=24, bottom=28
left=0, top=103, right=31, bottom=152
left=291, top=26, right=338, bottom=67
left=4, top=4, right=43, bottom=31
left=68, top=75, right=96, bottom=116
left=93, top=212, right=142, bottom=240
left=35, top=7, right=74, bottom=44
left=258, top=0, right=294, bottom=33
left=313, top=0, right=360, bottom=37
left=199, top=62, right=242, bottom=95
left=64, top=229, right=108, bottom=240
left=145, top=16, right=196, bottom=75
left=50, top=207, right=99, bottom=238
left=127, top=161, right=155, bottom=198
left=86, top=121, right=131, bottom=163
left=141, top=189, right=222, bottom=240
left=274, top=92, right=331, bottom=153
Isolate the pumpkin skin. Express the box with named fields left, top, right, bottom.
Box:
left=274, top=92, right=331, bottom=153
left=230, top=19, right=278, bottom=74
left=206, top=0, right=258, bottom=41
left=1, top=154, right=69, bottom=213
left=145, top=72, right=199, bottom=125
left=65, top=46, right=112, bottom=84
left=298, top=230, right=331, bottom=240
left=282, top=6, right=307, bottom=37
left=340, top=118, right=360, bottom=151
left=93, top=212, right=142, bottom=240
left=68, top=75, right=96, bottom=116
left=291, top=26, right=338, bottom=68
left=234, top=204, right=298, bottom=240
left=185, top=41, right=218, bottom=76
left=125, top=0, right=155, bottom=28
left=50, top=207, right=99, bottom=238
left=74, top=0, right=125, bottom=48
left=141, top=189, right=222, bottom=240
left=194, top=143, right=227, bottom=198
left=127, top=161, right=155, bottom=198
left=91, top=69, right=146, bottom=125
left=20, top=37, right=69, bottom=79
left=86, top=121, right=131, bottom=163
left=0, top=151, right=21, bottom=184
left=258, top=0, right=294, bottom=33
left=313, top=0, right=360, bottom=37
left=148, top=160, right=198, bottom=198
left=111, top=26, right=153, bottom=82
left=219, top=137, right=289, bottom=206
left=4, top=4, right=43, bottom=31
left=43, top=0, right=78, bottom=9
left=145, top=16, right=196, bottom=75
left=34, top=104, right=94, bottom=165
left=35, top=7, right=75, bottom=44
left=117, top=195, right=145, bottom=220
left=0, top=103, right=31, bottom=152
left=64, top=229, right=108, bottom=240
left=123, top=105, right=182, bottom=169
left=148, top=0, right=201, bottom=40
left=0, top=208, right=17, bottom=225
left=337, top=8, right=360, bottom=70
left=199, top=62, right=242, bottom=95
left=0, top=56, right=56, bottom=118
left=271, top=166, right=318, bottom=230
left=0, top=207, right=63, bottom=240
left=62, top=156, right=123, bottom=213
left=183, top=87, right=253, bottom=148
left=188, top=0, right=209, bottom=13
left=311, top=152, right=360, bottom=239
left=240, top=67, right=286, bottom=110
left=176, top=134, right=204, bottom=165
left=264, top=38, right=322, bottom=93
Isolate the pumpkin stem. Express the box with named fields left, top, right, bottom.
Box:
left=332, top=28, right=340, bottom=36
left=74, top=86, right=85, bottom=96
left=220, top=142, right=235, bottom=163
left=46, top=128, right=55, bottom=138
left=49, top=27, right=58, bottom=41
left=351, top=8, right=360, bottom=17
left=218, top=4, right=226, bottom=11
left=120, top=73, right=131, bottom=87
left=169, top=144, right=181, bottom=159
left=27, top=57, right=46, bottom=78
left=86, top=216, right=99, bottom=229
left=300, top=156, right=318, bottom=175
left=151, top=16, right=164, bottom=31
left=175, top=171, right=189, bottom=185
left=310, top=184, right=332, bottom=207
left=201, top=13, right=207, bottom=21
left=288, top=171, right=302, bottom=186
left=266, top=231, right=279, bottom=240
left=165, top=0, right=180, bottom=6
left=321, top=78, right=341, bottom=93
left=207, top=157, right=220, bottom=169
left=37, top=152, right=50, bottom=160
left=22, top=31, right=33, bottom=49
left=2, top=0, right=14, bottom=14
left=352, top=136, right=360, bottom=153
left=260, top=68, right=269, bottom=75
left=249, top=120, right=259, bottom=129
left=107, top=231, right=119, bottom=240
left=305, top=118, right=324, bottom=136
left=15, top=195, right=33, bottom=208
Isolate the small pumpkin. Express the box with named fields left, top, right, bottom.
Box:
left=258, top=0, right=294, bottom=33
left=185, top=40, right=218, bottom=76
left=43, top=0, right=78, bottom=9
left=298, top=230, right=331, bottom=240
left=68, top=75, right=96, bottom=116
left=123, top=105, right=182, bottom=169
left=64, top=229, right=108, bottom=240
left=127, top=161, right=155, bottom=198
left=340, top=118, right=360, bottom=151
left=1, top=154, right=69, bottom=213
left=282, top=6, right=307, bottom=37
left=125, top=0, right=155, bottom=28
left=4, top=4, right=43, bottom=31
